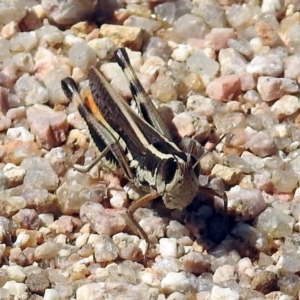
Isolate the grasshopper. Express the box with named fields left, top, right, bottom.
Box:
left=61, top=48, right=227, bottom=247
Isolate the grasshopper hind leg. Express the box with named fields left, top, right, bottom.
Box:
left=73, top=145, right=111, bottom=173
left=126, top=190, right=160, bottom=256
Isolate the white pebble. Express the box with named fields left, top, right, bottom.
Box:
left=13, top=232, right=30, bottom=248
left=271, top=95, right=300, bottom=119
left=226, top=186, right=266, bottom=220
left=161, top=272, right=198, bottom=294
left=75, top=233, right=90, bottom=248
left=6, top=127, right=34, bottom=142
left=87, top=37, right=115, bottom=60
left=210, top=285, right=240, bottom=300
left=171, top=45, right=192, bottom=62
left=237, top=257, right=255, bottom=279
left=109, top=188, right=128, bottom=209
left=247, top=54, right=283, bottom=77
left=68, top=41, right=97, bottom=70
left=94, top=235, right=119, bottom=263
left=5, top=266, right=26, bottom=282
left=44, top=288, right=60, bottom=300
left=159, top=238, right=178, bottom=258
left=3, top=163, right=26, bottom=186
left=63, top=34, right=84, bottom=47
left=2, top=281, right=27, bottom=297
left=39, top=214, right=54, bottom=226
left=213, top=265, right=237, bottom=283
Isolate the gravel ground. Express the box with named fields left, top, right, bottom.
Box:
left=0, top=0, right=300, bottom=299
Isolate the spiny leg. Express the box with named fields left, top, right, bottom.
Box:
left=127, top=190, right=160, bottom=253
left=74, top=145, right=111, bottom=172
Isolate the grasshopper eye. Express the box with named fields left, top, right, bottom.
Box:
left=161, top=158, right=177, bottom=184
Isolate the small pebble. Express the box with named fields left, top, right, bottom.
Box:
left=271, top=95, right=300, bottom=120
left=161, top=272, right=198, bottom=294
left=206, top=74, right=241, bottom=102
left=247, top=54, right=283, bottom=77
left=251, top=271, right=278, bottom=294
left=93, top=235, right=119, bottom=263
left=99, top=24, right=144, bottom=51
left=256, top=207, right=294, bottom=238
left=80, top=202, right=126, bottom=236
left=226, top=186, right=266, bottom=220
left=213, top=264, right=237, bottom=283
left=257, top=77, right=299, bottom=102
left=26, top=104, right=68, bottom=150
left=211, top=164, right=242, bottom=185
left=159, top=238, right=179, bottom=258
left=25, top=271, right=50, bottom=295
left=180, top=252, right=211, bottom=274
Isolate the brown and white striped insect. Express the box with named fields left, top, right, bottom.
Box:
left=61, top=48, right=227, bottom=248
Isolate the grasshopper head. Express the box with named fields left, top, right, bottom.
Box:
left=156, top=155, right=200, bottom=210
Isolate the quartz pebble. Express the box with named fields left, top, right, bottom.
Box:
left=219, top=48, right=247, bottom=75
left=205, top=28, right=236, bottom=51
left=271, top=95, right=300, bottom=119
left=2, top=281, right=28, bottom=299
left=152, top=258, right=181, bottom=279
left=210, top=285, right=240, bottom=300
left=124, top=15, right=161, bottom=35
left=161, top=272, right=198, bottom=294
left=246, top=131, right=277, bottom=157
left=276, top=251, right=300, bottom=274
left=42, top=1, right=97, bottom=26
left=7, top=124, right=34, bottom=142
left=87, top=37, right=115, bottom=60
left=139, top=216, right=165, bottom=241
left=192, top=0, right=226, bottom=28
left=21, top=157, right=59, bottom=191
left=257, top=77, right=299, bottom=102
left=256, top=207, right=294, bottom=238
left=186, top=50, right=219, bottom=78
left=112, top=233, right=142, bottom=261
left=0, top=195, right=26, bottom=218
left=68, top=42, right=97, bottom=70
left=80, top=202, right=126, bottom=236
left=206, top=74, right=241, bottom=102
left=213, top=264, right=237, bottom=283
left=159, top=238, right=178, bottom=258
left=0, top=0, right=27, bottom=25
left=247, top=55, right=284, bottom=77
left=180, top=252, right=211, bottom=274
left=56, top=173, right=106, bottom=214
left=284, top=55, right=300, bottom=79
left=93, top=235, right=119, bottom=263
left=237, top=257, right=255, bottom=279
left=174, top=14, right=209, bottom=40
left=26, top=104, right=68, bottom=150
left=226, top=186, right=266, bottom=220
left=2, top=163, right=26, bottom=187
left=77, top=282, right=159, bottom=300
left=211, top=164, right=242, bottom=185
left=34, top=241, right=61, bottom=261
left=99, top=24, right=144, bottom=51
